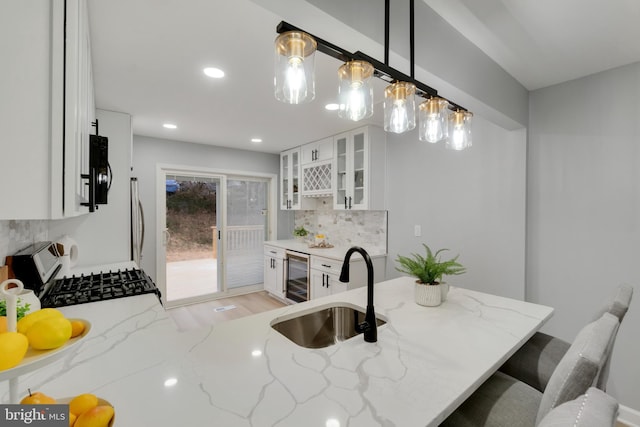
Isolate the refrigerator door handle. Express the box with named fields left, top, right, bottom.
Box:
left=138, top=199, right=145, bottom=255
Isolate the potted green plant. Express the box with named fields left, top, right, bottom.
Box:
left=293, top=225, right=309, bottom=242
left=395, top=244, right=466, bottom=306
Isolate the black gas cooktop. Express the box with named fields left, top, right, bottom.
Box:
left=40, top=268, right=161, bottom=308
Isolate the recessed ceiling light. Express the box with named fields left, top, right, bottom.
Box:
left=325, top=103, right=339, bottom=111
left=163, top=123, right=177, bottom=129
left=203, top=67, right=225, bottom=78
left=251, top=138, right=263, bottom=143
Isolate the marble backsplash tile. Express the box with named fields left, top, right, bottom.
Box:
left=294, top=208, right=387, bottom=253
left=0, top=220, right=49, bottom=264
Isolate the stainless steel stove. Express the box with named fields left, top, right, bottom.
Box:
left=40, top=268, right=161, bottom=308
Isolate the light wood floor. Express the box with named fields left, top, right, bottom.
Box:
left=166, top=291, right=287, bottom=331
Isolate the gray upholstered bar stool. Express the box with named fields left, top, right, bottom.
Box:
left=537, top=387, right=619, bottom=427
left=441, top=313, right=620, bottom=427
left=500, top=284, right=633, bottom=392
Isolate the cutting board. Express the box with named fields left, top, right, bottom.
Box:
left=0, top=265, right=8, bottom=283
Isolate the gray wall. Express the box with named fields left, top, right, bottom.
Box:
left=48, top=109, right=133, bottom=268
left=385, top=115, right=527, bottom=299
left=528, top=62, right=640, bottom=409
left=131, top=135, right=288, bottom=281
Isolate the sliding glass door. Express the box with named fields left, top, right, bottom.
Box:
left=225, top=178, right=269, bottom=289
left=158, top=167, right=274, bottom=307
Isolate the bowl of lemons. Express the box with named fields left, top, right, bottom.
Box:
left=20, top=391, right=115, bottom=427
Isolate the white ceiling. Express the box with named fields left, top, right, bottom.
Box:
left=87, top=0, right=640, bottom=154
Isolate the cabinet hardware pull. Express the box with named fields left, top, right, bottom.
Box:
left=270, top=250, right=276, bottom=254
left=326, top=275, right=330, bottom=287
left=321, top=264, right=331, bottom=268
left=344, top=196, right=348, bottom=209
left=348, top=196, right=352, bottom=209
left=322, top=273, right=326, bottom=287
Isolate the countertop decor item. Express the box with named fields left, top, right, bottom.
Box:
left=395, top=244, right=466, bottom=306
left=293, top=225, right=309, bottom=242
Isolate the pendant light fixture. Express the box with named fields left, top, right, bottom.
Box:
left=446, top=110, right=473, bottom=150
left=418, top=97, right=449, bottom=143
left=274, top=31, right=317, bottom=104
left=384, top=82, right=416, bottom=133
left=338, top=60, right=374, bottom=121
left=273, top=0, right=473, bottom=148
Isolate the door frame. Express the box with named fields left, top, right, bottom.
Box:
left=156, top=163, right=278, bottom=308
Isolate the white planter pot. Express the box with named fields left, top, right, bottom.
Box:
left=16, top=290, right=41, bottom=314
left=415, top=282, right=442, bottom=307
left=441, top=282, right=449, bottom=301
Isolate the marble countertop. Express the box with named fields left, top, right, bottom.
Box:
left=264, top=239, right=387, bottom=260
left=0, top=277, right=553, bottom=426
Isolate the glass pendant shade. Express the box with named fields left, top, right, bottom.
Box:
left=418, top=97, right=449, bottom=143
left=274, top=31, right=317, bottom=104
left=338, top=60, right=374, bottom=121
left=446, top=110, right=473, bottom=150
left=383, top=82, right=416, bottom=134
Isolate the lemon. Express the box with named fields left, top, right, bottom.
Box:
left=0, top=332, right=29, bottom=370
left=20, top=391, right=57, bottom=404
left=26, top=317, right=72, bottom=350
left=69, top=412, right=77, bottom=427
left=0, top=316, right=7, bottom=333
left=69, top=393, right=98, bottom=416
left=74, top=405, right=114, bottom=427
left=17, top=308, right=64, bottom=334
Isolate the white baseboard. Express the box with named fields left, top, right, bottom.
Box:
left=619, top=404, right=640, bottom=427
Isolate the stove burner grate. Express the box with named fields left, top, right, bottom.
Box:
left=40, top=268, right=161, bottom=308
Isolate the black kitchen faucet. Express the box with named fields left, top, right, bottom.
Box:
left=339, top=246, right=377, bottom=343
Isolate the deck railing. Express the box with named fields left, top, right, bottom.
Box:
left=211, top=225, right=265, bottom=259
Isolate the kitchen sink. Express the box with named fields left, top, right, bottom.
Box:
left=271, top=303, right=387, bottom=349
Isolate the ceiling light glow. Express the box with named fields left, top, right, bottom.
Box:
left=251, top=138, right=263, bottom=143
left=164, top=377, right=178, bottom=387
left=203, top=67, right=225, bottom=78
left=325, top=103, right=339, bottom=111
left=163, top=123, right=177, bottom=129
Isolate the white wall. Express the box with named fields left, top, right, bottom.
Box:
left=131, top=135, right=287, bottom=282
left=528, top=62, right=640, bottom=410
left=385, top=116, right=527, bottom=299
left=48, top=109, right=133, bottom=267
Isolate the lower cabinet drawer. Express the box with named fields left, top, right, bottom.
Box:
left=310, top=256, right=343, bottom=275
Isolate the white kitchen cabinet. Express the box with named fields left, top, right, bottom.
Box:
left=0, top=0, right=95, bottom=219
left=300, top=137, right=333, bottom=197
left=301, top=137, right=333, bottom=164
left=280, top=147, right=315, bottom=210
left=264, top=245, right=286, bottom=299
left=333, top=126, right=387, bottom=210
left=310, top=255, right=386, bottom=300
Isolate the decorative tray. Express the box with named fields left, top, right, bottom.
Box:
left=308, top=243, right=335, bottom=249
left=0, top=319, right=91, bottom=381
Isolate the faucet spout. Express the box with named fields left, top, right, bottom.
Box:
left=340, top=246, right=377, bottom=343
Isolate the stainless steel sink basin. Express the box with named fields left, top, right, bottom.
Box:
left=271, top=303, right=387, bottom=348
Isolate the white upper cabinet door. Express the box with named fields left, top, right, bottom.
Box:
left=301, top=137, right=334, bottom=164
left=332, top=126, right=386, bottom=211
left=0, top=0, right=95, bottom=219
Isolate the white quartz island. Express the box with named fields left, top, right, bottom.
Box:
left=0, top=277, right=553, bottom=426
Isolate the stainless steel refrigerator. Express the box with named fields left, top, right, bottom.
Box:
left=130, top=177, right=145, bottom=267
